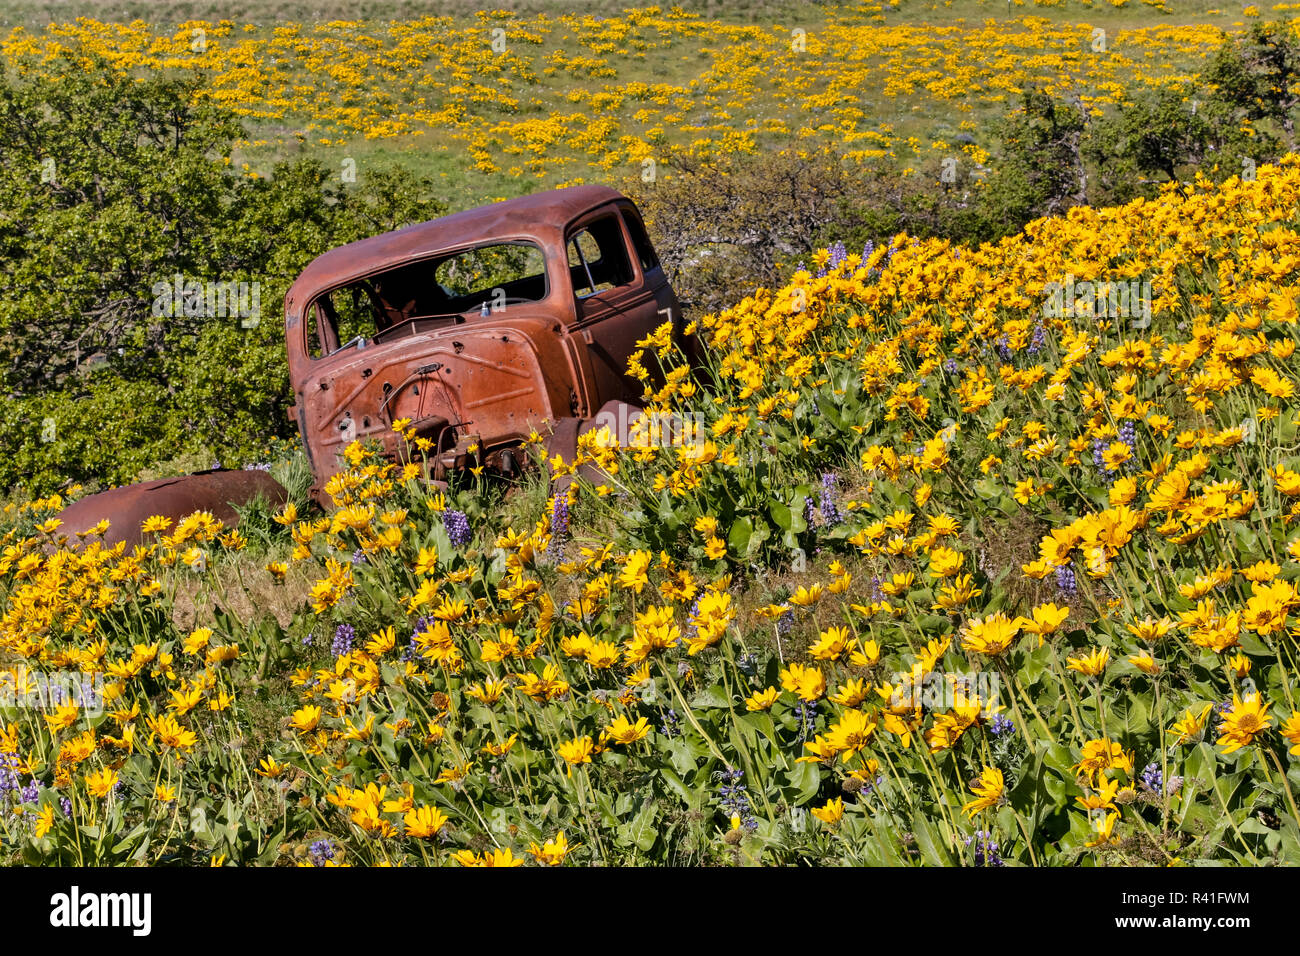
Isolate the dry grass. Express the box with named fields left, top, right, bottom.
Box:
left=167, top=548, right=314, bottom=634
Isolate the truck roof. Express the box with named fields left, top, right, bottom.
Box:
left=285, top=184, right=624, bottom=306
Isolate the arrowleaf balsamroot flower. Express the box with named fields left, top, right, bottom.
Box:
left=811, top=797, right=844, bottom=826
left=1066, top=647, right=1110, bottom=678
left=1019, top=602, right=1069, bottom=645
left=745, top=687, right=779, bottom=711
left=1074, top=738, right=1134, bottom=780
left=290, top=705, right=322, bottom=733
left=1217, top=694, right=1273, bottom=754
left=825, top=708, right=877, bottom=761
left=404, top=805, right=449, bottom=838
left=1170, top=705, right=1214, bottom=745
left=557, top=735, right=596, bottom=772
left=84, top=768, right=118, bottom=799
left=527, top=831, right=576, bottom=865
left=605, top=715, right=651, bottom=745
left=963, top=767, right=1004, bottom=817
left=780, top=662, right=826, bottom=701
left=1128, top=651, right=1160, bottom=675
left=959, top=613, right=1021, bottom=657
left=1281, top=712, right=1300, bottom=755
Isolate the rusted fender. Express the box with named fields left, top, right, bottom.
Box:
left=545, top=400, right=645, bottom=491
left=56, top=470, right=287, bottom=547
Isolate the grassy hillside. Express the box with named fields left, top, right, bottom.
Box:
left=6, top=156, right=1300, bottom=864
left=0, top=2, right=1264, bottom=212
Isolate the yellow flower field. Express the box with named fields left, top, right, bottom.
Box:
left=0, top=3, right=1258, bottom=188
left=7, top=140, right=1300, bottom=864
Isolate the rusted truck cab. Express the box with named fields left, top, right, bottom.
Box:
left=284, top=185, right=681, bottom=502
left=58, top=186, right=682, bottom=545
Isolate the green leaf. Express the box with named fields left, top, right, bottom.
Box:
left=111, top=821, right=149, bottom=856
left=909, top=811, right=952, bottom=865
left=658, top=767, right=693, bottom=806
left=728, top=517, right=753, bottom=556
left=690, top=684, right=731, bottom=709
left=667, top=738, right=701, bottom=777
left=786, top=761, right=821, bottom=805
left=621, top=800, right=659, bottom=853
left=737, top=711, right=779, bottom=747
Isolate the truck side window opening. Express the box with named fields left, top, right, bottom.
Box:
left=621, top=209, right=659, bottom=272
left=329, top=283, right=377, bottom=350
left=306, top=303, right=326, bottom=359
left=568, top=216, right=634, bottom=298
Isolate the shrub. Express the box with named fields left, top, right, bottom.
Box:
left=0, top=56, right=448, bottom=494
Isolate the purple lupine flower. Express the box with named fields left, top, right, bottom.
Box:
left=1055, top=565, right=1077, bottom=597
left=308, top=839, right=336, bottom=866
left=1091, top=438, right=1117, bottom=484
left=331, top=623, right=355, bottom=657
left=20, top=780, right=39, bottom=804
left=0, top=753, right=20, bottom=794
left=350, top=549, right=368, bottom=566
left=550, top=495, right=570, bottom=538
left=943, top=357, right=959, bottom=374
left=995, top=337, right=1013, bottom=363
left=795, top=699, right=818, bottom=740
left=660, top=708, right=680, bottom=738
left=816, top=243, right=847, bottom=278
left=399, top=632, right=419, bottom=663
left=989, top=714, right=1015, bottom=737
left=683, top=594, right=703, bottom=645
left=60, top=797, right=72, bottom=817
left=443, top=509, right=471, bottom=548
left=863, top=241, right=882, bottom=280
left=548, top=495, right=569, bottom=560
left=819, top=472, right=842, bottom=527
left=857, top=774, right=883, bottom=796
left=79, top=679, right=99, bottom=712
left=776, top=608, right=794, bottom=639
left=825, top=240, right=848, bottom=275
left=1140, top=762, right=1162, bottom=792
left=803, top=496, right=819, bottom=528
left=965, top=830, right=1005, bottom=867
left=1118, top=420, right=1138, bottom=472
left=716, top=767, right=759, bottom=832
left=1028, top=324, right=1047, bottom=354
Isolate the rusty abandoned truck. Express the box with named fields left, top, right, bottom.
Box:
left=57, top=185, right=686, bottom=544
